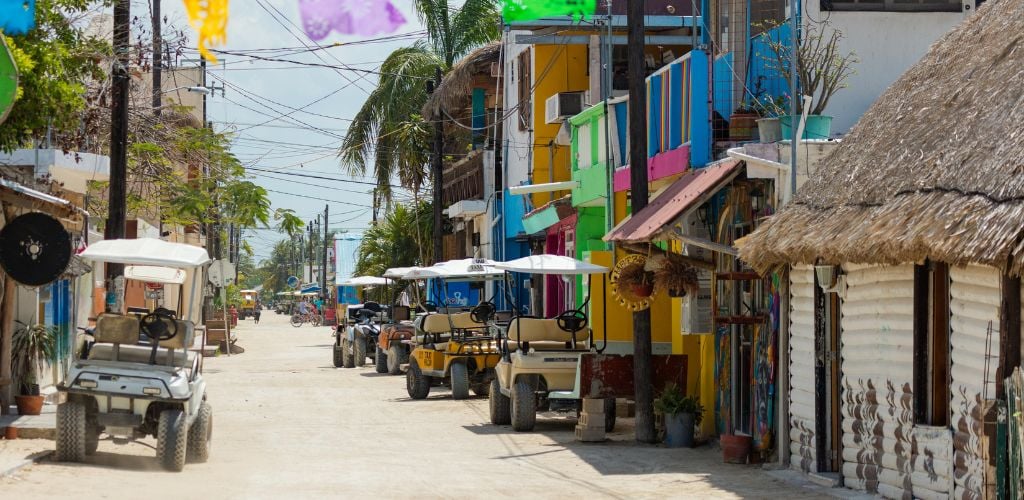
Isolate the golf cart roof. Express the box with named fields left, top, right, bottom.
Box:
left=124, top=265, right=187, bottom=285
left=494, top=255, right=609, bottom=275
left=240, top=289, right=258, bottom=293
left=339, top=275, right=390, bottom=286
left=81, top=238, right=211, bottom=268
left=382, top=266, right=415, bottom=279
left=403, top=258, right=503, bottom=280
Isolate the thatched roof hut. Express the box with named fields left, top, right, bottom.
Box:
left=421, top=42, right=501, bottom=120
left=737, top=0, right=1024, bottom=275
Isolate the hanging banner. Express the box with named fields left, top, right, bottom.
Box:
left=501, top=0, right=595, bottom=22
left=0, top=37, right=18, bottom=126
left=183, top=0, right=229, bottom=62
left=0, top=0, right=35, bottom=35
left=297, top=0, right=406, bottom=40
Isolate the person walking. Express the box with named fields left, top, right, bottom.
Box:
left=253, top=305, right=262, bottom=324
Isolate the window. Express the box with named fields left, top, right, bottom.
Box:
left=517, top=51, right=532, bottom=131
left=822, top=0, right=962, bottom=12
left=913, top=261, right=951, bottom=426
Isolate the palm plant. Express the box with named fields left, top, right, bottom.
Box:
left=12, top=323, right=57, bottom=395
left=341, top=0, right=499, bottom=202
left=354, top=201, right=434, bottom=283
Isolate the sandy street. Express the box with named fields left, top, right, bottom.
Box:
left=1, top=311, right=829, bottom=499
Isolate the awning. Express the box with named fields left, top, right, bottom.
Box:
left=81, top=238, right=212, bottom=268
left=604, top=159, right=741, bottom=244
left=521, top=195, right=574, bottom=235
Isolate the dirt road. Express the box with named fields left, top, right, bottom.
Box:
left=1, top=311, right=828, bottom=499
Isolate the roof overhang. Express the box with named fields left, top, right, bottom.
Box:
left=445, top=199, right=487, bottom=220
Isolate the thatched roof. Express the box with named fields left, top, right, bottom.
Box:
left=737, top=0, right=1024, bottom=275
left=422, top=42, right=501, bottom=120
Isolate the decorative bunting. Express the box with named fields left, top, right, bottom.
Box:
left=502, top=0, right=595, bottom=22
left=297, top=0, right=406, bottom=41
left=0, top=0, right=35, bottom=35
left=183, top=0, right=229, bottom=62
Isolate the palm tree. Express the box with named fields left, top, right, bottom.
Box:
left=354, top=200, right=434, bottom=278
left=341, top=0, right=499, bottom=203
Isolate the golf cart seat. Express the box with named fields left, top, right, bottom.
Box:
left=505, top=317, right=590, bottom=352
left=88, top=314, right=196, bottom=366
left=417, top=312, right=483, bottom=334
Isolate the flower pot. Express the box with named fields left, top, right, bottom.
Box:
left=721, top=433, right=752, bottom=464
left=667, top=287, right=688, bottom=298
left=3, top=426, right=17, bottom=439
left=664, top=412, right=696, bottom=448
left=729, top=112, right=759, bottom=141
left=756, top=118, right=782, bottom=143
left=779, top=115, right=833, bottom=140
left=15, top=395, right=44, bottom=416
left=631, top=283, right=654, bottom=298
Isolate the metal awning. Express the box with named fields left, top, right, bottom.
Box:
left=521, top=196, right=574, bottom=235
left=604, top=159, right=741, bottom=245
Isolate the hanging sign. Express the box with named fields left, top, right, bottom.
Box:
left=297, top=0, right=406, bottom=40
left=502, top=0, right=595, bottom=22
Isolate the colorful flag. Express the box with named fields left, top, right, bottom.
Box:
left=298, top=0, right=406, bottom=41
left=502, top=0, right=595, bottom=22
left=0, top=0, right=36, bottom=35
left=183, top=0, right=229, bottom=62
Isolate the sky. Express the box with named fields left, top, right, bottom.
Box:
left=155, top=0, right=432, bottom=263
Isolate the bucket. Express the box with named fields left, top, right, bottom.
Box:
left=779, top=115, right=832, bottom=140
left=664, top=412, right=696, bottom=448
left=756, top=118, right=781, bottom=143
left=721, top=433, right=752, bottom=464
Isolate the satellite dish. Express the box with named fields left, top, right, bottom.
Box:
left=0, top=212, right=72, bottom=286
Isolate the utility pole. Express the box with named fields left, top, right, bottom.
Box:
left=105, top=0, right=130, bottom=300
left=427, top=67, right=444, bottom=264
left=307, top=220, right=315, bottom=285
left=151, top=0, right=162, bottom=116
left=627, top=0, right=656, bottom=444
left=322, top=204, right=329, bottom=297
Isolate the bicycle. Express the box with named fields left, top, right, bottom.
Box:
left=290, top=311, right=322, bottom=328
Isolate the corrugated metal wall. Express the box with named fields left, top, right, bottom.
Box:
left=840, top=264, right=920, bottom=498
left=950, top=265, right=1001, bottom=500
left=789, top=265, right=817, bottom=472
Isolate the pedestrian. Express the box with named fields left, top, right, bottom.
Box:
left=253, top=306, right=262, bottom=324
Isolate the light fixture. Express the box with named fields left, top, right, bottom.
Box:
left=814, top=265, right=836, bottom=289
left=159, top=85, right=212, bottom=95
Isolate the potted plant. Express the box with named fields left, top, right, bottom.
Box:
left=12, top=323, right=57, bottom=415
left=761, top=20, right=858, bottom=140
left=728, top=105, right=759, bottom=141
left=653, top=254, right=700, bottom=298
left=654, top=383, right=703, bottom=448
left=751, top=93, right=789, bottom=143
left=617, top=261, right=654, bottom=298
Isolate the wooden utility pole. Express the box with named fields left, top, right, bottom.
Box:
left=627, top=0, right=656, bottom=443
left=428, top=67, right=444, bottom=264
left=151, top=0, right=162, bottom=116
left=105, top=0, right=130, bottom=294
left=322, top=204, right=329, bottom=296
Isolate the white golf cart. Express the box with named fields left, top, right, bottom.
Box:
left=488, top=255, right=615, bottom=432
left=57, top=238, right=212, bottom=471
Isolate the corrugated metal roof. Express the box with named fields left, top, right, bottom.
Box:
left=604, top=159, right=741, bottom=243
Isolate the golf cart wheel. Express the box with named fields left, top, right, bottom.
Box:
left=342, top=338, right=355, bottom=368
left=374, top=345, right=388, bottom=373
left=604, top=398, right=617, bottom=432
left=488, top=379, right=510, bottom=425
left=157, top=409, right=189, bottom=472
left=386, top=345, right=405, bottom=375
left=187, top=402, right=213, bottom=463
left=332, top=344, right=343, bottom=368
left=511, top=380, right=537, bottom=432
left=85, top=412, right=100, bottom=455
left=450, top=362, right=470, bottom=400
left=472, top=383, right=490, bottom=397
left=290, top=314, right=303, bottom=327
left=406, top=358, right=431, bottom=399
left=353, top=335, right=367, bottom=367
left=55, top=400, right=87, bottom=462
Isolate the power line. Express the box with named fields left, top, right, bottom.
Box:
left=246, top=165, right=426, bottom=191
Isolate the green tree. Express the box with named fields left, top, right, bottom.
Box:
left=354, top=200, right=433, bottom=281
left=340, top=0, right=499, bottom=201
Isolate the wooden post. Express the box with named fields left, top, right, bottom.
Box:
left=105, top=0, right=130, bottom=289
left=429, top=67, right=444, bottom=264
left=151, top=0, right=162, bottom=116
left=626, top=0, right=656, bottom=444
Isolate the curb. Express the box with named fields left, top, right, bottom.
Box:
left=0, top=450, right=53, bottom=479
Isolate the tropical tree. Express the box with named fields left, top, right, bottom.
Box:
left=340, top=0, right=499, bottom=202
left=354, top=200, right=433, bottom=280
left=274, top=208, right=305, bottom=237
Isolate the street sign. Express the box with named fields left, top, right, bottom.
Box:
left=287, top=275, right=299, bottom=288
left=208, top=259, right=236, bottom=287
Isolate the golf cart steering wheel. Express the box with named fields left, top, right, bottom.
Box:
left=141, top=310, right=179, bottom=342
left=422, top=300, right=439, bottom=312
left=556, top=310, right=588, bottom=333
left=471, top=301, right=496, bottom=323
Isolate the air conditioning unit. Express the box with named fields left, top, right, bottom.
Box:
left=544, top=91, right=585, bottom=124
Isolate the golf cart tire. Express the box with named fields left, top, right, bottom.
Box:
left=406, top=358, right=430, bottom=399
left=55, top=400, right=87, bottom=463
left=472, top=383, right=490, bottom=397
left=332, top=344, right=343, bottom=367
left=386, top=345, right=405, bottom=375
left=511, top=380, right=537, bottom=432
left=157, top=409, right=189, bottom=472
left=353, top=335, right=367, bottom=367
left=488, top=379, right=510, bottom=425
left=187, top=402, right=213, bottom=463
left=85, top=412, right=100, bottom=455
left=342, top=338, right=355, bottom=368
left=374, top=346, right=388, bottom=373
left=450, top=362, right=470, bottom=400
left=604, top=398, right=616, bottom=432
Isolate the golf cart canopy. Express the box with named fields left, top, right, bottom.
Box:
left=382, top=267, right=415, bottom=279
left=494, top=255, right=609, bottom=275
left=124, top=265, right=187, bottom=285
left=81, top=238, right=211, bottom=268
left=403, top=258, right=503, bottom=280
left=339, top=276, right=390, bottom=286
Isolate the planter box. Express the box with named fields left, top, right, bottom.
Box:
left=780, top=115, right=832, bottom=140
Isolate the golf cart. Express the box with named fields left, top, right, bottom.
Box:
left=238, top=289, right=258, bottom=319
left=375, top=266, right=416, bottom=375
left=488, top=255, right=615, bottom=433
left=405, top=259, right=506, bottom=400
left=57, top=238, right=212, bottom=471
left=334, top=275, right=390, bottom=369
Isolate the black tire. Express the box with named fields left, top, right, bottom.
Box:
left=472, top=383, right=490, bottom=397
left=375, top=345, right=388, bottom=373
left=332, top=344, right=343, bottom=367
left=450, top=362, right=470, bottom=400
left=511, top=380, right=537, bottom=432
left=85, top=412, right=99, bottom=455
left=187, top=402, right=213, bottom=463
left=55, top=400, right=86, bottom=462
left=157, top=409, right=188, bottom=472
left=406, top=358, right=430, bottom=399
left=489, top=378, right=510, bottom=425
left=342, top=337, right=355, bottom=368
left=353, top=335, right=367, bottom=367
left=386, top=344, right=405, bottom=375
left=604, top=397, right=617, bottom=432
left=290, top=314, right=303, bottom=327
